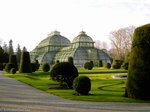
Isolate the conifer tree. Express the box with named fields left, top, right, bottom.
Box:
left=19, top=47, right=32, bottom=73
left=16, top=44, right=21, bottom=63
left=8, top=40, right=14, bottom=55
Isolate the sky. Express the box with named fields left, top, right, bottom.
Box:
left=0, top=0, right=150, bottom=51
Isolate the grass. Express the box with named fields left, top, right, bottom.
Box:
left=4, top=67, right=150, bottom=103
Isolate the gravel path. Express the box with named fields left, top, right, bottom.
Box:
left=0, top=71, right=150, bottom=112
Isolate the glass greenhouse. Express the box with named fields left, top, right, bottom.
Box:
left=30, top=31, right=112, bottom=66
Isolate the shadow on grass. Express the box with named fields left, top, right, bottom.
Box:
left=48, top=83, right=71, bottom=90
left=98, top=81, right=125, bottom=92
left=79, top=70, right=127, bottom=74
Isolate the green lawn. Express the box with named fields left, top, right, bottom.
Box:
left=4, top=67, right=150, bottom=103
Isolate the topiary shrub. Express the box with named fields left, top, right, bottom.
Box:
left=31, top=63, right=38, bottom=72
left=50, top=62, right=78, bottom=89
left=84, top=61, right=93, bottom=70
left=126, top=24, right=150, bottom=100
left=5, top=63, right=15, bottom=73
left=98, top=60, right=103, bottom=67
left=121, top=62, right=129, bottom=70
left=10, top=68, right=16, bottom=74
left=121, top=53, right=130, bottom=70
left=112, top=60, right=123, bottom=69
left=19, top=49, right=32, bottom=73
left=9, top=54, right=18, bottom=70
left=104, top=63, right=111, bottom=69
left=42, top=63, right=50, bottom=72
left=73, top=76, right=91, bottom=95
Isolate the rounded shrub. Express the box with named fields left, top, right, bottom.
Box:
left=104, top=63, right=111, bottom=69
left=5, top=63, right=15, bottom=73
left=10, top=68, right=16, bottom=74
left=73, top=76, right=91, bottom=95
left=98, top=60, right=103, bottom=67
left=42, top=63, right=50, bottom=72
left=84, top=61, right=93, bottom=70
left=121, top=62, right=129, bottom=70
left=126, top=24, right=150, bottom=100
left=112, top=60, right=123, bottom=69
left=50, top=62, right=78, bottom=89
left=31, top=63, right=37, bottom=72
left=121, top=53, right=130, bottom=70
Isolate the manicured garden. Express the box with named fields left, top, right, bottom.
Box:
left=4, top=67, right=150, bottom=103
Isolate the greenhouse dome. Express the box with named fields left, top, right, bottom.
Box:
left=30, top=31, right=71, bottom=64
left=30, top=31, right=112, bottom=66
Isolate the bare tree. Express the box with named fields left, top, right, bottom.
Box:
left=109, top=26, right=135, bottom=60
left=94, top=40, right=108, bottom=50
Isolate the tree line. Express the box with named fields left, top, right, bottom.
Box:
left=0, top=40, right=22, bottom=64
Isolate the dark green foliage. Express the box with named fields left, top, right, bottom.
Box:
left=8, top=40, right=14, bottom=55
left=121, top=63, right=129, bottom=70
left=31, top=63, right=37, bottom=72
left=126, top=24, right=150, bottom=100
left=0, top=63, right=4, bottom=70
left=10, top=68, right=16, bottom=74
left=104, top=63, right=111, bottom=69
left=3, top=53, right=9, bottom=63
left=31, top=60, right=40, bottom=72
left=98, top=60, right=103, bottom=67
left=9, top=54, right=18, bottom=70
left=112, top=60, right=123, bottom=69
left=16, top=44, right=21, bottom=64
left=121, top=53, right=130, bottom=70
left=73, top=76, right=91, bottom=95
left=50, top=62, right=78, bottom=89
left=5, top=63, right=15, bottom=73
left=0, top=46, right=4, bottom=63
left=42, top=63, right=50, bottom=72
left=35, top=60, right=40, bottom=70
left=0, top=46, right=9, bottom=63
left=84, top=61, right=93, bottom=70
left=19, top=49, right=32, bottom=73
left=68, top=57, right=74, bottom=65
left=3, top=63, right=6, bottom=69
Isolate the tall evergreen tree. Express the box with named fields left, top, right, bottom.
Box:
left=3, top=52, right=9, bottom=63
left=19, top=47, right=32, bottom=73
left=3, top=42, right=8, bottom=53
left=16, top=44, right=21, bottom=63
left=8, top=40, right=14, bottom=55
left=0, top=46, right=4, bottom=63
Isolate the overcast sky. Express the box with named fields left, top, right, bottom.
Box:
left=0, top=0, right=150, bottom=51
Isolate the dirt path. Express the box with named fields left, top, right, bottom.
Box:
left=0, top=71, right=150, bottom=112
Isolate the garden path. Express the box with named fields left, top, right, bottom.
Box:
left=0, top=71, right=150, bottom=112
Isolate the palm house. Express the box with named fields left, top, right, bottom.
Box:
left=30, top=31, right=111, bottom=66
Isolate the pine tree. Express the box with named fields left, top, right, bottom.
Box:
left=16, top=44, right=21, bottom=63
left=0, top=46, right=4, bottom=63
left=8, top=40, right=14, bottom=55
left=3, top=42, right=8, bottom=53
